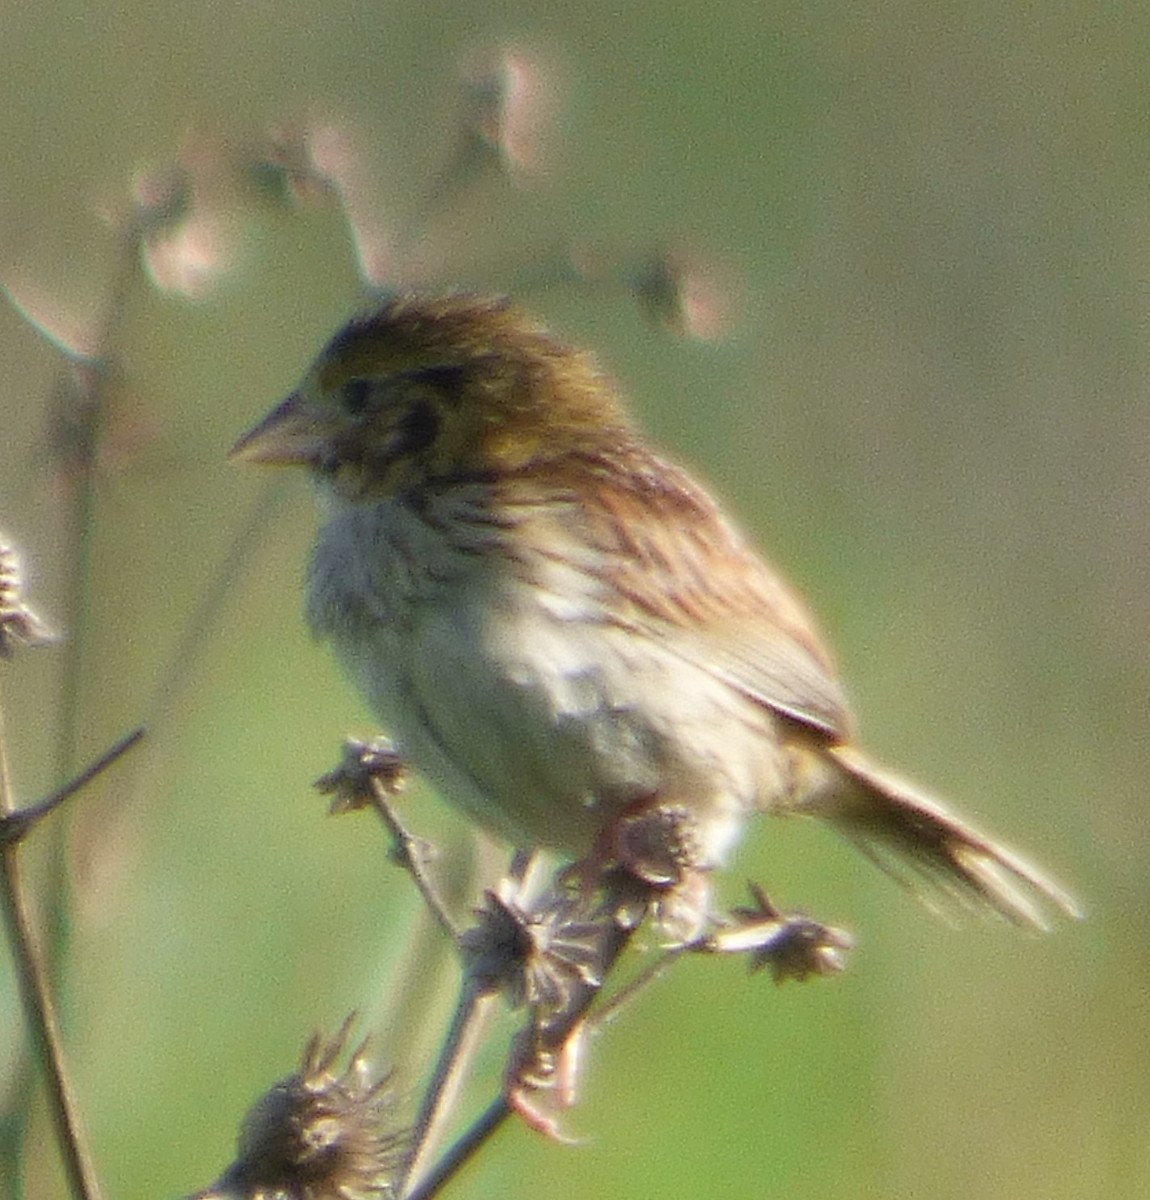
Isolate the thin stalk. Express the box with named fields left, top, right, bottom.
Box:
left=368, top=780, right=459, bottom=943
left=403, top=1097, right=511, bottom=1200
left=398, top=977, right=497, bottom=1198
left=54, top=226, right=141, bottom=784
left=585, top=943, right=689, bottom=1032
left=0, top=688, right=100, bottom=1200
left=1, top=728, right=144, bottom=847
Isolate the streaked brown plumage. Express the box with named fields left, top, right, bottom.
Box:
left=233, top=292, right=1079, bottom=931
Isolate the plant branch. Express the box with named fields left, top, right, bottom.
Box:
left=397, top=977, right=498, bottom=1198
left=0, top=727, right=144, bottom=847
left=0, top=689, right=106, bottom=1200
left=403, top=1096, right=511, bottom=1200
left=367, top=779, right=459, bottom=943
left=52, top=226, right=142, bottom=784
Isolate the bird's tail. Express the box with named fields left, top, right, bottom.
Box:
left=796, top=744, right=1081, bottom=930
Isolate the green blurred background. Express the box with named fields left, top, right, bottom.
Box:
left=0, top=2, right=1141, bottom=1197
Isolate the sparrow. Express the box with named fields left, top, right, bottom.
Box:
left=232, top=291, right=1079, bottom=932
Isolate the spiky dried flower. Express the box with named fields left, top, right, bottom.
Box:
left=203, top=1016, right=404, bottom=1200
left=459, top=880, right=614, bottom=1013
left=314, top=739, right=407, bottom=814
left=0, top=539, right=54, bottom=658
left=462, top=871, right=645, bottom=1136
left=711, top=883, right=853, bottom=983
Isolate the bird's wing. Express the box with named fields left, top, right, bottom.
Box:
left=563, top=447, right=853, bottom=739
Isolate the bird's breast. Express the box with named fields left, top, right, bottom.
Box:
left=305, top=490, right=786, bottom=858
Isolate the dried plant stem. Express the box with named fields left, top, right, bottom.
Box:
left=398, top=977, right=498, bottom=1198
left=0, top=722, right=141, bottom=1199
left=585, top=941, right=690, bottom=1032
left=403, top=1096, right=511, bottom=1200
left=1, top=728, right=144, bottom=848
left=0, top=223, right=145, bottom=1194
left=367, top=780, right=459, bottom=942
left=0, top=691, right=101, bottom=1200
left=9, top=232, right=145, bottom=1193
left=54, top=228, right=141, bottom=784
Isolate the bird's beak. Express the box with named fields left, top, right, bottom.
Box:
left=230, top=392, right=330, bottom=466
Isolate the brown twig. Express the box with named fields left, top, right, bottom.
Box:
left=0, top=710, right=142, bottom=1200
left=0, top=219, right=145, bottom=1195
left=397, top=977, right=499, bottom=1198
left=583, top=941, right=691, bottom=1033
left=0, top=728, right=144, bottom=848
left=403, top=1096, right=511, bottom=1200
left=51, top=224, right=143, bottom=785
left=366, top=779, right=459, bottom=943
left=315, top=738, right=460, bottom=943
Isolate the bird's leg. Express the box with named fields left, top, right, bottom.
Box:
left=500, top=867, right=643, bottom=1136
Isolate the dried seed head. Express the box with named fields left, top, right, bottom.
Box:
left=563, top=244, right=735, bottom=341
left=460, top=879, right=621, bottom=1015
left=714, top=883, right=854, bottom=982
left=315, top=739, right=407, bottom=814
left=253, top=120, right=392, bottom=287
left=0, top=539, right=55, bottom=658
left=204, top=1017, right=404, bottom=1200
left=128, top=162, right=195, bottom=236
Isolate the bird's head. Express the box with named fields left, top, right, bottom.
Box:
left=231, top=293, right=632, bottom=502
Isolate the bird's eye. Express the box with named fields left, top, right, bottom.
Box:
left=396, top=399, right=441, bottom=457
left=343, top=377, right=373, bottom=415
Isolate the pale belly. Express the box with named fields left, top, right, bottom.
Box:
left=308, top=498, right=790, bottom=865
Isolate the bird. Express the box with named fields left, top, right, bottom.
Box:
left=232, top=291, right=1079, bottom=934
